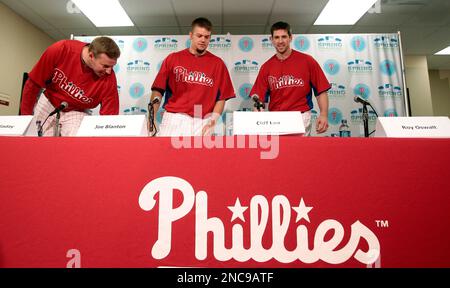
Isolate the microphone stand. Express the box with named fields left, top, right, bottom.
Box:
left=53, top=110, right=61, bottom=137
left=362, top=103, right=369, bottom=138
left=147, top=99, right=159, bottom=136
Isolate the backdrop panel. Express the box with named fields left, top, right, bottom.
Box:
left=75, top=33, right=406, bottom=137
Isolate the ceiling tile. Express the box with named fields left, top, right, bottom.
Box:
left=0, top=0, right=448, bottom=69
left=59, top=27, right=102, bottom=39
left=223, top=25, right=266, bottom=35
left=138, top=26, right=182, bottom=35
left=98, top=26, right=142, bottom=36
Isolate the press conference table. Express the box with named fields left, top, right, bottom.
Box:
left=0, top=136, right=449, bottom=267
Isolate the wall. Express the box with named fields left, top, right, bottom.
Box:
left=429, top=69, right=450, bottom=117
left=404, top=56, right=434, bottom=116
left=0, top=2, right=54, bottom=115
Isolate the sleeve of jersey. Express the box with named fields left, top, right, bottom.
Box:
left=99, top=75, right=119, bottom=115
left=249, top=65, right=268, bottom=102
left=151, top=55, right=171, bottom=92
left=20, top=78, right=42, bottom=115
left=217, top=62, right=235, bottom=101
left=309, top=57, right=331, bottom=96
left=28, top=41, right=65, bottom=88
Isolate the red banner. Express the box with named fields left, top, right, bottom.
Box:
left=0, top=137, right=449, bottom=267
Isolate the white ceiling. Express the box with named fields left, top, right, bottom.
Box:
left=1, top=0, right=449, bottom=69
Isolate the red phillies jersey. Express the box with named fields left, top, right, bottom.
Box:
left=250, top=50, right=330, bottom=112
left=24, top=40, right=119, bottom=115
left=152, top=49, right=235, bottom=118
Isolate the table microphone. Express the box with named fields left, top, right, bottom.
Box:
left=251, top=94, right=264, bottom=111
left=354, top=96, right=370, bottom=106
left=49, top=101, right=68, bottom=116
left=150, top=96, right=161, bottom=105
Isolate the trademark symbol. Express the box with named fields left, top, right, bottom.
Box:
left=375, top=220, right=389, bottom=228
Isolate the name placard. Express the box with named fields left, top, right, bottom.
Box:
left=374, top=117, right=450, bottom=138
left=233, top=111, right=305, bottom=135
left=76, top=115, right=147, bottom=137
left=0, top=116, right=33, bottom=136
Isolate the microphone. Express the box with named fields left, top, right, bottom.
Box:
left=49, top=101, right=68, bottom=116
left=251, top=94, right=264, bottom=111
left=354, top=96, right=370, bottom=106
left=150, top=96, right=161, bottom=105
left=147, top=96, right=161, bottom=137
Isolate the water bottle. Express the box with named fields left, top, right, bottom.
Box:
left=339, top=119, right=351, bottom=137
left=225, top=120, right=233, bottom=136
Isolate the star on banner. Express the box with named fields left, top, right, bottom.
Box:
left=292, top=198, right=313, bottom=223
left=227, top=198, right=248, bottom=222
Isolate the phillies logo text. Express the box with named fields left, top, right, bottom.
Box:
left=139, top=177, right=380, bottom=265
left=268, top=75, right=305, bottom=90
left=173, top=66, right=213, bottom=87
left=52, top=68, right=92, bottom=104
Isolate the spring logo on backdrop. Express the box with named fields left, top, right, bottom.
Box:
left=129, top=83, right=145, bottom=99
left=380, top=60, right=396, bottom=76
left=154, top=37, right=178, bottom=50
left=351, top=36, right=366, bottom=52
left=261, top=37, right=274, bottom=49
left=328, top=108, right=343, bottom=126
left=347, top=59, right=373, bottom=73
left=238, top=37, right=254, bottom=52
left=234, top=59, right=259, bottom=73
left=133, top=38, right=148, bottom=52
left=353, top=84, right=371, bottom=100
left=374, top=35, right=399, bottom=49
left=328, top=83, right=346, bottom=99
left=127, top=60, right=151, bottom=73
left=378, top=84, right=402, bottom=100
left=323, top=60, right=340, bottom=75
left=209, top=37, right=232, bottom=49
left=123, top=106, right=147, bottom=115
left=294, top=36, right=310, bottom=52
left=238, top=83, right=253, bottom=99
left=351, top=109, right=377, bottom=124
left=317, top=36, right=343, bottom=49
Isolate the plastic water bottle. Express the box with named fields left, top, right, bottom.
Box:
left=339, top=119, right=351, bottom=137
left=226, top=122, right=233, bottom=136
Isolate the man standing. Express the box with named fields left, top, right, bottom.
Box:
left=150, top=17, right=235, bottom=136
left=250, top=21, right=330, bottom=135
left=20, top=36, right=121, bottom=136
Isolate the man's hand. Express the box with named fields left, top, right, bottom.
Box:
left=315, top=114, right=329, bottom=134
left=202, top=119, right=216, bottom=136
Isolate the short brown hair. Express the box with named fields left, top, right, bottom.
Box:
left=191, top=17, right=212, bottom=32
left=270, top=21, right=292, bottom=37
left=89, top=36, right=121, bottom=60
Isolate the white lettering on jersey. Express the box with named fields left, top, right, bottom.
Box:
left=268, top=75, right=305, bottom=90
left=173, top=66, right=214, bottom=87
left=52, top=68, right=93, bottom=104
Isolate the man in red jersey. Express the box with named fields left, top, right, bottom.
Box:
left=150, top=17, right=235, bottom=136
left=20, top=36, right=121, bottom=136
left=250, top=22, right=330, bottom=136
